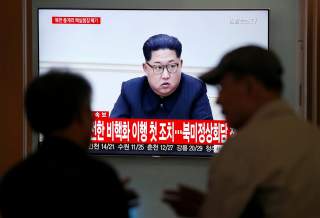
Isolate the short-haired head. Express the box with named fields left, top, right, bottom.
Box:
left=25, top=69, right=92, bottom=135
left=143, top=34, right=182, bottom=61
left=200, top=45, right=283, bottom=93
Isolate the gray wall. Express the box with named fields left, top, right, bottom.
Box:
left=32, top=1, right=299, bottom=218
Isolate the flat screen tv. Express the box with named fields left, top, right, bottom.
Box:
left=38, top=9, right=269, bottom=156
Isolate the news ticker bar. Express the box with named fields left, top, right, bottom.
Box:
left=88, top=143, right=223, bottom=156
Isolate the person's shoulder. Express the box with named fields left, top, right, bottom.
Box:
left=87, top=156, right=114, bottom=170
left=181, top=73, right=206, bottom=91
left=85, top=155, right=118, bottom=175
left=120, top=76, right=148, bottom=99
left=123, top=76, right=147, bottom=88
left=83, top=157, right=124, bottom=187
left=181, top=73, right=204, bottom=86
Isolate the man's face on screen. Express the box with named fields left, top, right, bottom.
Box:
left=143, top=49, right=182, bottom=97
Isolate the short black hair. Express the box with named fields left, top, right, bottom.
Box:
left=25, top=70, right=92, bottom=134
left=143, top=34, right=182, bottom=61
left=200, top=45, right=283, bottom=93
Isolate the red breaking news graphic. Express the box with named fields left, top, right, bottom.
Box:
left=91, top=111, right=234, bottom=145
left=52, top=16, right=101, bottom=24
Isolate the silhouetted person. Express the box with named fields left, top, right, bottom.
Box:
left=0, top=70, right=129, bottom=218
left=163, top=45, right=320, bottom=218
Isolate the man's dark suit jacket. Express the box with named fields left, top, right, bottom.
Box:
left=110, top=73, right=213, bottom=119
left=0, top=136, right=129, bottom=218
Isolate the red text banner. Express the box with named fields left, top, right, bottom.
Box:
left=52, top=16, right=101, bottom=24
left=91, top=111, right=234, bottom=145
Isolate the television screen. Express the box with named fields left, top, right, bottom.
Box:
left=38, top=9, right=268, bottom=156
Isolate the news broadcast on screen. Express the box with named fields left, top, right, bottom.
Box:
left=38, top=9, right=268, bottom=156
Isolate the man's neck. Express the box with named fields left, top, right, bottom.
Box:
left=255, top=91, right=281, bottom=112
left=49, top=127, right=87, bottom=149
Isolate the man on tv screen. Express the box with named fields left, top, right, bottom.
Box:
left=110, top=34, right=213, bottom=119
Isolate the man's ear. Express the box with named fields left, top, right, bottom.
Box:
left=77, top=101, right=91, bottom=124
left=75, top=106, right=86, bottom=124
left=180, top=59, right=183, bottom=67
left=142, top=63, right=149, bottom=75
left=244, top=76, right=261, bottom=98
